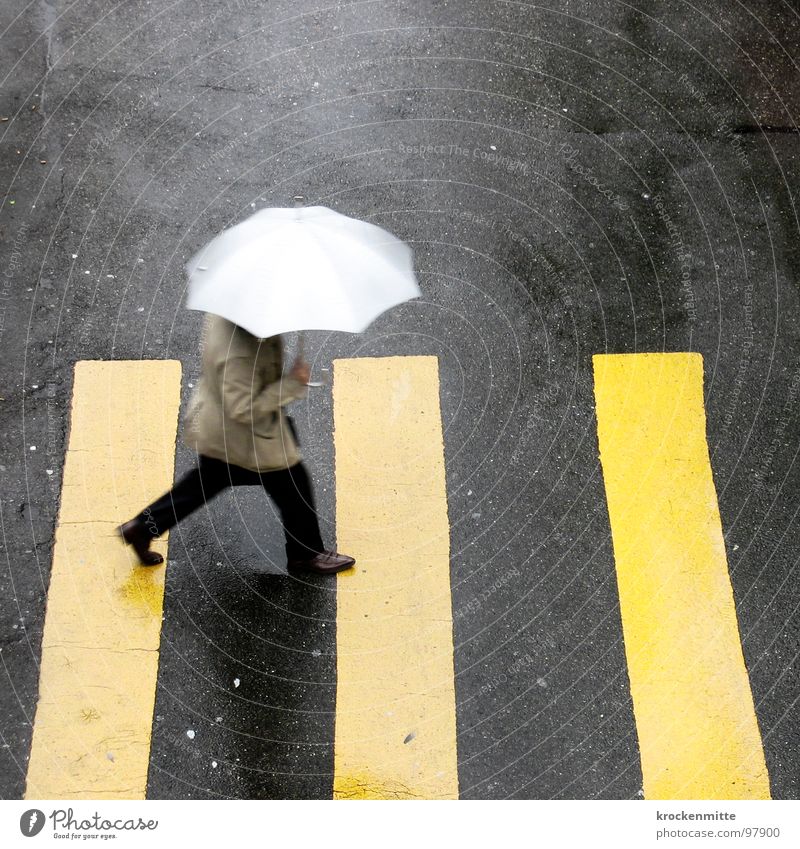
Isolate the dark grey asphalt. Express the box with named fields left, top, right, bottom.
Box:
left=1, top=0, right=799, bottom=799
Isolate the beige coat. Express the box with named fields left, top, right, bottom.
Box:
left=183, top=314, right=308, bottom=471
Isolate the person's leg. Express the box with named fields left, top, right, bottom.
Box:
left=119, top=455, right=238, bottom=564
left=139, top=455, right=239, bottom=533
left=259, top=461, right=326, bottom=562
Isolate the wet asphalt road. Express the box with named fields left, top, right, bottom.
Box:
left=1, top=0, right=799, bottom=799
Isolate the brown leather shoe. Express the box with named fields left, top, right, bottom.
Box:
left=287, top=550, right=356, bottom=575
left=118, top=518, right=164, bottom=566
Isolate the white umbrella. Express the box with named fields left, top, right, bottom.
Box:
left=185, top=204, right=421, bottom=339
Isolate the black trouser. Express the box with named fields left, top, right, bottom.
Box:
left=136, top=455, right=325, bottom=561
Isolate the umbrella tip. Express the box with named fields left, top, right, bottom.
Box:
left=292, top=195, right=305, bottom=208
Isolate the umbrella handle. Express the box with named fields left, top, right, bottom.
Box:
left=293, top=331, right=327, bottom=387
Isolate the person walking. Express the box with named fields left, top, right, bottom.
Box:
left=118, top=312, right=356, bottom=575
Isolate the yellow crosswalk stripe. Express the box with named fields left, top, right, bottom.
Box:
left=25, top=360, right=182, bottom=799
left=332, top=356, right=459, bottom=799
left=593, top=352, right=770, bottom=799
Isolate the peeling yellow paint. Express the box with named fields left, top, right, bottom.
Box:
left=593, top=353, right=771, bottom=800
left=25, top=360, right=182, bottom=800
left=332, top=356, right=459, bottom=800
left=334, top=771, right=422, bottom=800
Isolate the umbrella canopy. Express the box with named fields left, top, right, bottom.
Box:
left=185, top=205, right=421, bottom=338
